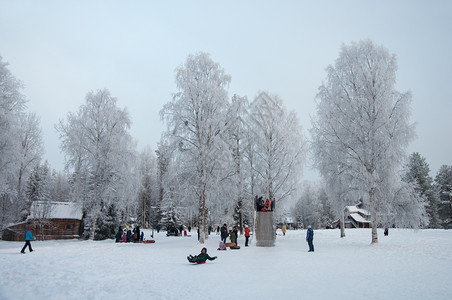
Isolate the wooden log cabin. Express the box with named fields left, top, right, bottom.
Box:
left=2, top=201, right=84, bottom=241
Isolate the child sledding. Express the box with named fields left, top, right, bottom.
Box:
left=187, top=248, right=217, bottom=264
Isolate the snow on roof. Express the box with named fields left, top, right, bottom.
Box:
left=349, top=213, right=370, bottom=223
left=346, top=206, right=359, bottom=213
left=28, top=201, right=83, bottom=220
left=286, top=217, right=294, bottom=223
left=345, top=206, right=370, bottom=216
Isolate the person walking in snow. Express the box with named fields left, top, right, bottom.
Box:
left=21, top=227, right=35, bottom=253
left=306, top=225, right=314, bottom=252
left=187, top=247, right=217, bottom=264
left=220, top=224, right=228, bottom=243
left=244, top=225, right=251, bottom=247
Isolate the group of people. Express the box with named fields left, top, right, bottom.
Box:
left=115, top=225, right=144, bottom=243
left=167, top=224, right=193, bottom=237
left=220, top=223, right=251, bottom=247
left=18, top=223, right=314, bottom=255
left=255, top=196, right=275, bottom=212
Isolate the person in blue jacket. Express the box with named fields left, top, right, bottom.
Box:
left=21, top=228, right=35, bottom=254
left=306, top=225, right=314, bottom=252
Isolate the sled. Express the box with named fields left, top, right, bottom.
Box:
left=141, top=240, right=155, bottom=244
left=229, top=245, right=240, bottom=250
left=224, top=243, right=236, bottom=247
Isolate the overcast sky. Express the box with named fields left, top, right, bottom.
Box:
left=1, top=0, right=451, bottom=180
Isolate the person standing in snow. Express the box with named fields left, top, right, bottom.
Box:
left=122, top=229, right=127, bottom=242
left=220, top=224, right=228, bottom=243
left=282, top=224, right=287, bottom=236
left=229, top=226, right=238, bottom=245
left=306, top=225, right=314, bottom=252
left=244, top=225, right=251, bottom=247
left=21, top=227, right=35, bottom=253
left=126, top=228, right=132, bottom=243
left=115, top=226, right=122, bottom=243
left=136, top=226, right=141, bottom=242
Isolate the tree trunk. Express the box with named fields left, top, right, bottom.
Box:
left=340, top=211, right=346, bottom=238
left=370, top=187, right=378, bottom=243
left=198, top=190, right=207, bottom=244
left=371, top=214, right=378, bottom=243
left=89, top=214, right=97, bottom=241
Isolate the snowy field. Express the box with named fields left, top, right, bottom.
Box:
left=1, top=228, right=451, bottom=300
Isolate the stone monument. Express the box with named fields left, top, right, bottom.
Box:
left=255, top=211, right=275, bottom=247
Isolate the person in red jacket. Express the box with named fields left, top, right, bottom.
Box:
left=244, top=225, right=251, bottom=247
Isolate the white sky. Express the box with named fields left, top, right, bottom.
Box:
left=1, top=0, right=451, bottom=180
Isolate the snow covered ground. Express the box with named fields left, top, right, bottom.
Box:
left=1, top=228, right=451, bottom=300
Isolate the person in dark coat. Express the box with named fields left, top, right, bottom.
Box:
left=220, top=224, right=228, bottom=243
left=126, top=229, right=132, bottom=243
left=306, top=225, right=314, bottom=252
left=188, top=226, right=191, bottom=232
left=115, top=226, right=122, bottom=243
left=179, top=225, right=183, bottom=236
left=187, top=247, right=217, bottom=264
left=21, top=228, right=35, bottom=253
left=229, top=227, right=238, bottom=245
left=136, top=226, right=141, bottom=242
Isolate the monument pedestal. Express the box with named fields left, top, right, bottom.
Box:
left=255, top=211, right=275, bottom=247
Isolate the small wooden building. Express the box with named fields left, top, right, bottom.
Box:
left=2, top=201, right=84, bottom=241
left=333, top=204, right=372, bottom=229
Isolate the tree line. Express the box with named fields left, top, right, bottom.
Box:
left=1, top=40, right=450, bottom=242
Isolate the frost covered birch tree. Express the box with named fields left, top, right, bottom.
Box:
left=249, top=92, right=306, bottom=211
left=160, top=53, right=231, bottom=243
left=57, top=89, right=135, bottom=240
left=311, top=114, right=356, bottom=237
left=17, top=112, right=44, bottom=217
left=225, top=95, right=251, bottom=233
left=312, top=40, right=421, bottom=243
left=137, top=147, right=157, bottom=228
left=0, top=56, right=43, bottom=228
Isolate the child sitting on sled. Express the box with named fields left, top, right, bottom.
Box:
left=187, top=247, right=217, bottom=264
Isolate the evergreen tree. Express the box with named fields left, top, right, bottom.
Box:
left=435, top=165, right=452, bottom=229
left=403, top=153, right=440, bottom=228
